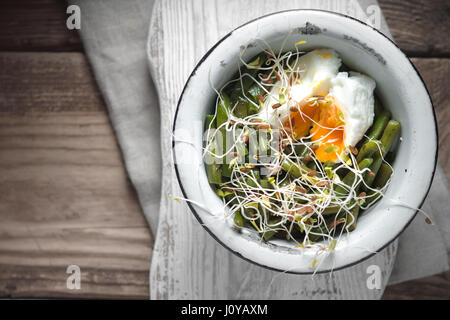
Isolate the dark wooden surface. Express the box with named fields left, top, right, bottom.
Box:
left=0, top=0, right=448, bottom=299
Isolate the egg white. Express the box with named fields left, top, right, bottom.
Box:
left=329, top=71, right=376, bottom=147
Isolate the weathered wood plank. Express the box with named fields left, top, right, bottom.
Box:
left=0, top=260, right=149, bottom=299
left=0, top=52, right=104, bottom=113
left=0, top=0, right=448, bottom=56
left=384, top=270, right=450, bottom=300
left=0, top=0, right=82, bottom=51
left=411, top=58, right=450, bottom=183
left=379, top=0, right=450, bottom=57
left=0, top=112, right=152, bottom=299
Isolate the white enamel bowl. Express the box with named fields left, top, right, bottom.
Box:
left=172, top=10, right=437, bottom=273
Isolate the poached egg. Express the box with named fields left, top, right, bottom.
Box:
left=258, top=48, right=376, bottom=162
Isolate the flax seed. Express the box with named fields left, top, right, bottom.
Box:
left=316, top=181, right=330, bottom=188
left=295, top=186, right=307, bottom=194
left=257, top=124, right=270, bottom=130
left=307, top=170, right=317, bottom=177
left=272, top=103, right=282, bottom=109
left=296, top=207, right=307, bottom=215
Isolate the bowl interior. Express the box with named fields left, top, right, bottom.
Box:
left=173, top=10, right=437, bottom=273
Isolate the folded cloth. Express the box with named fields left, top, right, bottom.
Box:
left=68, top=0, right=161, bottom=235
left=71, top=0, right=450, bottom=299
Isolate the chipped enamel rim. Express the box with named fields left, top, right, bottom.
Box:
left=172, top=10, right=437, bottom=274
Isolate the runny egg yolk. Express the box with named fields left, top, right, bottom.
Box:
left=283, top=96, right=345, bottom=163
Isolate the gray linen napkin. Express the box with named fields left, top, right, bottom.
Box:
left=71, top=0, right=450, bottom=297
left=68, top=0, right=161, bottom=235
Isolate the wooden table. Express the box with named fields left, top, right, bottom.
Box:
left=0, top=0, right=448, bottom=299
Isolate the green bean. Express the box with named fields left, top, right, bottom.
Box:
left=365, top=109, right=391, bottom=142
left=341, top=105, right=389, bottom=165
left=294, top=144, right=308, bottom=157
left=307, top=225, right=325, bottom=242
left=281, top=158, right=311, bottom=178
left=206, top=163, right=222, bottom=185
left=345, top=204, right=360, bottom=231
left=263, top=230, right=277, bottom=241
left=279, top=176, right=294, bottom=188
left=259, top=179, right=272, bottom=190
left=229, top=54, right=266, bottom=102
left=263, top=217, right=281, bottom=241
left=228, top=85, right=242, bottom=102
left=364, top=155, right=383, bottom=188
left=245, top=171, right=260, bottom=188
left=239, top=170, right=260, bottom=187
left=340, top=157, right=377, bottom=229
left=365, top=163, right=393, bottom=206
left=373, top=163, right=393, bottom=189
left=245, top=178, right=258, bottom=188
left=307, top=161, right=317, bottom=171
left=205, top=114, right=222, bottom=184
left=353, top=119, right=398, bottom=186
left=243, top=54, right=267, bottom=91
left=335, top=158, right=373, bottom=195
left=205, top=114, right=215, bottom=130
left=216, top=92, right=231, bottom=126
left=360, top=119, right=398, bottom=188
left=374, top=97, right=383, bottom=117
left=385, top=151, right=396, bottom=164
left=323, top=160, right=335, bottom=168
left=356, top=140, right=382, bottom=163
left=234, top=98, right=248, bottom=118
left=247, top=83, right=264, bottom=104
left=321, top=205, right=341, bottom=215
left=248, top=103, right=260, bottom=115
left=233, top=211, right=244, bottom=228
left=380, top=120, right=401, bottom=157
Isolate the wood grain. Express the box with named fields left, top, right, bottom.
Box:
left=384, top=270, right=450, bottom=300
left=0, top=112, right=152, bottom=299
left=0, top=0, right=82, bottom=51
left=379, top=0, right=450, bottom=57
left=0, top=0, right=448, bottom=57
left=0, top=52, right=104, bottom=113
left=411, top=58, right=450, bottom=183
left=0, top=50, right=153, bottom=298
